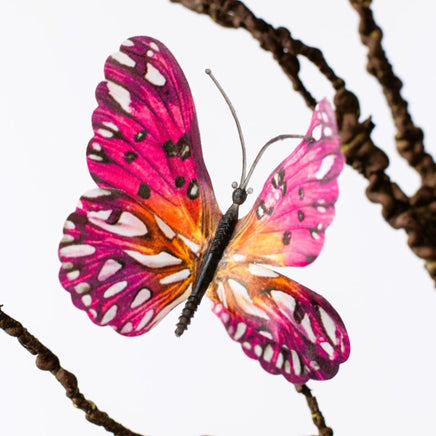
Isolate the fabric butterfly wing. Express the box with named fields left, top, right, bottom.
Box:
left=209, top=262, right=348, bottom=383
left=208, top=100, right=349, bottom=382
left=230, top=99, right=344, bottom=267
left=59, top=36, right=221, bottom=335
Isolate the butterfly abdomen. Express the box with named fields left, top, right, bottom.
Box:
left=175, top=203, right=240, bottom=336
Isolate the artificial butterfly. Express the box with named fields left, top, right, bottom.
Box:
left=58, top=36, right=349, bottom=384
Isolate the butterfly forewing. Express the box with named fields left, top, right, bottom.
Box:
left=87, top=36, right=220, bottom=243
left=229, top=99, right=344, bottom=267
left=208, top=261, right=349, bottom=383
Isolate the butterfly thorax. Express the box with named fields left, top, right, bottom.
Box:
left=175, top=188, right=247, bottom=337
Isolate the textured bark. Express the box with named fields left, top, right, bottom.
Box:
left=0, top=307, right=144, bottom=436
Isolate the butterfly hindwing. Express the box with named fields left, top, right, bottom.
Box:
left=229, top=99, right=344, bottom=267
left=208, top=260, right=349, bottom=383
left=59, top=188, right=199, bottom=335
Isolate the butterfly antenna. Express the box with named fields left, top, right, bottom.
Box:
left=206, top=69, right=247, bottom=186
left=240, top=134, right=313, bottom=190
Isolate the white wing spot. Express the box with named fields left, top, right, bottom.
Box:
left=89, top=211, right=148, bottom=237
left=62, top=262, right=74, bottom=270
left=98, top=259, right=123, bottom=281
left=91, top=142, right=102, bottom=151
left=284, top=360, right=291, bottom=374
left=150, top=42, right=159, bottom=51
left=122, top=39, right=134, bottom=47
left=220, top=311, right=230, bottom=323
left=64, top=220, right=75, bottom=230
left=104, top=281, right=128, bottom=298
left=101, top=305, right=118, bottom=325
left=319, top=307, right=338, bottom=344
left=102, top=121, right=120, bottom=132
left=291, top=350, right=301, bottom=375
left=259, top=330, right=273, bottom=340
left=61, top=234, right=74, bottom=243
left=311, top=124, right=322, bottom=141
left=242, top=341, right=252, bottom=350
left=83, top=189, right=112, bottom=199
left=321, top=342, right=335, bottom=359
left=98, top=128, right=113, bottom=138
left=254, top=345, right=262, bottom=357
left=160, top=268, right=190, bottom=284
left=271, top=290, right=296, bottom=321
left=136, top=310, right=154, bottom=331
left=234, top=322, right=247, bottom=340
left=107, top=80, right=132, bottom=113
left=324, top=126, right=333, bottom=137
left=178, top=234, right=200, bottom=253
left=60, top=244, right=96, bottom=258
left=74, top=282, right=90, bottom=294
left=66, top=270, right=80, bottom=280
left=88, top=154, right=103, bottom=161
left=310, top=360, right=321, bottom=370
left=131, top=288, right=152, bottom=308
left=248, top=264, right=278, bottom=277
left=146, top=49, right=154, bottom=57
left=81, top=295, right=92, bottom=307
left=263, top=344, right=274, bottom=362
left=154, top=215, right=175, bottom=239
left=111, top=51, right=136, bottom=67
left=301, top=314, right=317, bottom=342
left=232, top=254, right=246, bottom=262
left=229, top=279, right=269, bottom=319
left=315, top=154, right=336, bottom=180
left=216, top=282, right=228, bottom=308
left=145, top=63, right=166, bottom=86
left=276, top=352, right=284, bottom=369
left=311, top=230, right=320, bottom=240
left=120, top=322, right=133, bottom=334
left=125, top=250, right=182, bottom=268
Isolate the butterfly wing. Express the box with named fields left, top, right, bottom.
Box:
left=208, top=100, right=349, bottom=382
left=230, top=99, right=344, bottom=267
left=59, top=37, right=221, bottom=334
left=88, top=36, right=220, bottom=241
left=208, top=261, right=349, bottom=383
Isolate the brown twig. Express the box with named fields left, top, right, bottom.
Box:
left=170, top=0, right=436, bottom=285
left=0, top=306, right=144, bottom=436
left=294, top=384, right=333, bottom=436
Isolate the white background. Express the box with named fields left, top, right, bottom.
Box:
left=1, top=1, right=435, bottom=435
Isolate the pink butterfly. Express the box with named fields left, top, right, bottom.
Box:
left=58, top=36, right=349, bottom=384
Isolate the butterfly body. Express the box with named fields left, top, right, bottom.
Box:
left=176, top=188, right=247, bottom=336
left=58, top=36, right=350, bottom=384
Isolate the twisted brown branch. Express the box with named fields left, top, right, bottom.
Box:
left=170, top=0, right=436, bottom=285
left=0, top=306, right=144, bottom=436
left=294, top=384, right=333, bottom=436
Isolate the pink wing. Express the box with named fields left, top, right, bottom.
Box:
left=59, top=37, right=221, bottom=334
left=229, top=99, right=344, bottom=267
left=208, top=100, right=349, bottom=382
left=88, top=36, right=220, bottom=242
left=208, top=261, right=349, bottom=383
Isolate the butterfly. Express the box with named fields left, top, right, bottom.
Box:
left=58, top=36, right=350, bottom=384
